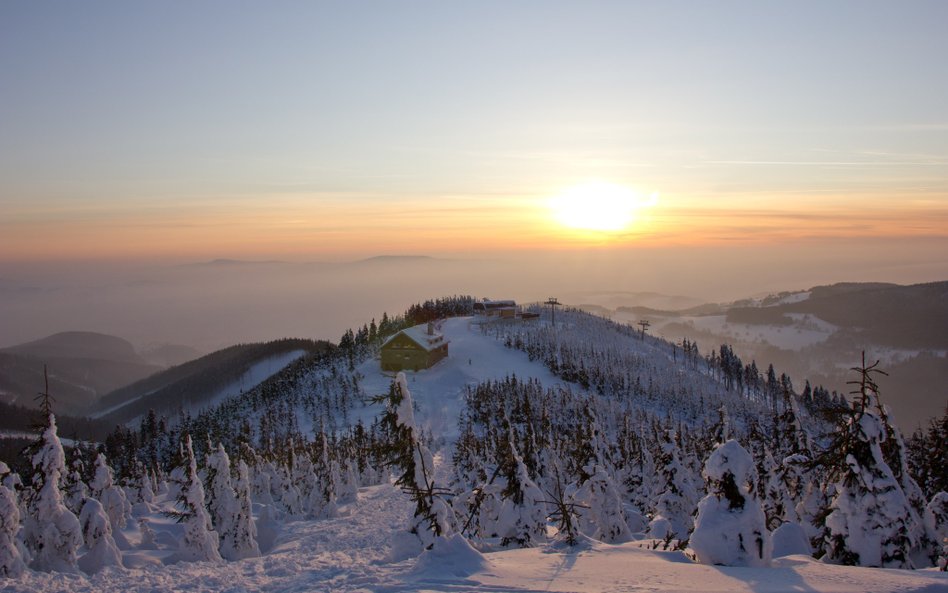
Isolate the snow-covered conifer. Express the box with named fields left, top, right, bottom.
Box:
left=23, top=414, right=82, bottom=572
left=129, top=465, right=155, bottom=506
left=929, top=492, right=948, bottom=543
left=495, top=430, right=547, bottom=547
left=0, top=462, right=20, bottom=497
left=377, top=373, right=453, bottom=551
left=760, top=449, right=798, bottom=529
left=690, top=439, right=771, bottom=567
left=309, top=434, right=339, bottom=519
left=89, top=453, right=131, bottom=546
left=572, top=412, right=628, bottom=544
left=77, top=498, right=123, bottom=574
left=647, top=430, right=696, bottom=540
left=337, top=458, right=359, bottom=505
left=204, top=443, right=237, bottom=538
left=822, top=357, right=921, bottom=568
left=251, top=460, right=275, bottom=506
left=927, top=491, right=948, bottom=571
left=172, top=435, right=222, bottom=563
left=138, top=518, right=156, bottom=550
left=63, top=456, right=89, bottom=515
left=0, top=463, right=26, bottom=578
left=875, top=400, right=937, bottom=564
left=220, top=460, right=260, bottom=561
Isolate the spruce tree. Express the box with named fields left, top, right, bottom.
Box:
left=647, top=429, right=696, bottom=541
left=376, top=373, right=453, bottom=551
left=205, top=443, right=237, bottom=539
left=0, top=463, right=26, bottom=578
left=220, top=460, right=260, bottom=561
left=171, top=435, right=222, bottom=563
left=496, top=427, right=547, bottom=547
left=821, top=354, right=920, bottom=568
left=23, top=414, right=82, bottom=573
left=89, top=453, right=131, bottom=547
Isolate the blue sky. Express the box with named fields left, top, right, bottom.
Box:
left=2, top=1, right=947, bottom=261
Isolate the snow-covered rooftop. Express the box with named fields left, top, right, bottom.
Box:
left=382, top=323, right=448, bottom=352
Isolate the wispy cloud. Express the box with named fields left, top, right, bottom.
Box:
left=707, top=160, right=947, bottom=167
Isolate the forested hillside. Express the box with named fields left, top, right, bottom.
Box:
left=0, top=298, right=945, bottom=592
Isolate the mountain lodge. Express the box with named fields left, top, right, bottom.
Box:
left=380, top=322, right=449, bottom=372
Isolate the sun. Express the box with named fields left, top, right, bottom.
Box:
left=548, top=181, right=654, bottom=232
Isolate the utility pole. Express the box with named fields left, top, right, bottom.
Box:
left=545, top=297, right=560, bottom=328
left=637, top=319, right=650, bottom=341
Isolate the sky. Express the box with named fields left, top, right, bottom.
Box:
left=1, top=1, right=948, bottom=339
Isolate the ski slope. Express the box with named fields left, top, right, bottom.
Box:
left=356, top=317, right=571, bottom=439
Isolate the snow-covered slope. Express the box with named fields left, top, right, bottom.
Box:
left=355, top=317, right=569, bottom=438
left=7, top=314, right=946, bottom=592
left=6, top=477, right=945, bottom=593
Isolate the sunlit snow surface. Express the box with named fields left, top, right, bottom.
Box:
left=8, top=319, right=947, bottom=592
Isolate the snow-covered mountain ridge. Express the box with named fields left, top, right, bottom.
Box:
left=3, top=302, right=947, bottom=591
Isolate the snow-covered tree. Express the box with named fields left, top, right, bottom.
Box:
left=205, top=444, right=237, bottom=537
left=138, top=518, right=156, bottom=550
left=337, top=458, right=359, bottom=505
left=647, top=430, right=697, bottom=541
left=377, top=373, right=453, bottom=551
left=171, top=435, right=222, bottom=563
left=927, top=491, right=948, bottom=570
left=929, top=492, right=948, bottom=544
left=690, top=439, right=771, bottom=567
left=759, top=449, right=801, bottom=529
left=495, top=431, right=547, bottom=547
left=77, top=498, right=122, bottom=574
left=130, top=467, right=155, bottom=506
left=23, top=414, right=82, bottom=573
left=62, top=455, right=89, bottom=515
left=89, top=453, right=131, bottom=547
left=822, top=356, right=921, bottom=568
left=0, top=462, right=26, bottom=578
left=874, top=399, right=938, bottom=564
left=573, top=461, right=628, bottom=544
left=250, top=457, right=275, bottom=505
left=313, top=432, right=339, bottom=519
left=571, top=412, right=628, bottom=544
left=220, top=460, right=260, bottom=561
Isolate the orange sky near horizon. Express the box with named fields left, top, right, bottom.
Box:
left=3, top=188, right=948, bottom=263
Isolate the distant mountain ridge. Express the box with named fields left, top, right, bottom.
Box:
left=3, top=331, right=147, bottom=365
left=0, top=331, right=163, bottom=414
left=726, top=280, right=948, bottom=349
left=92, top=338, right=333, bottom=425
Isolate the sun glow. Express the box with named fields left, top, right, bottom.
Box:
left=549, top=181, right=656, bottom=233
